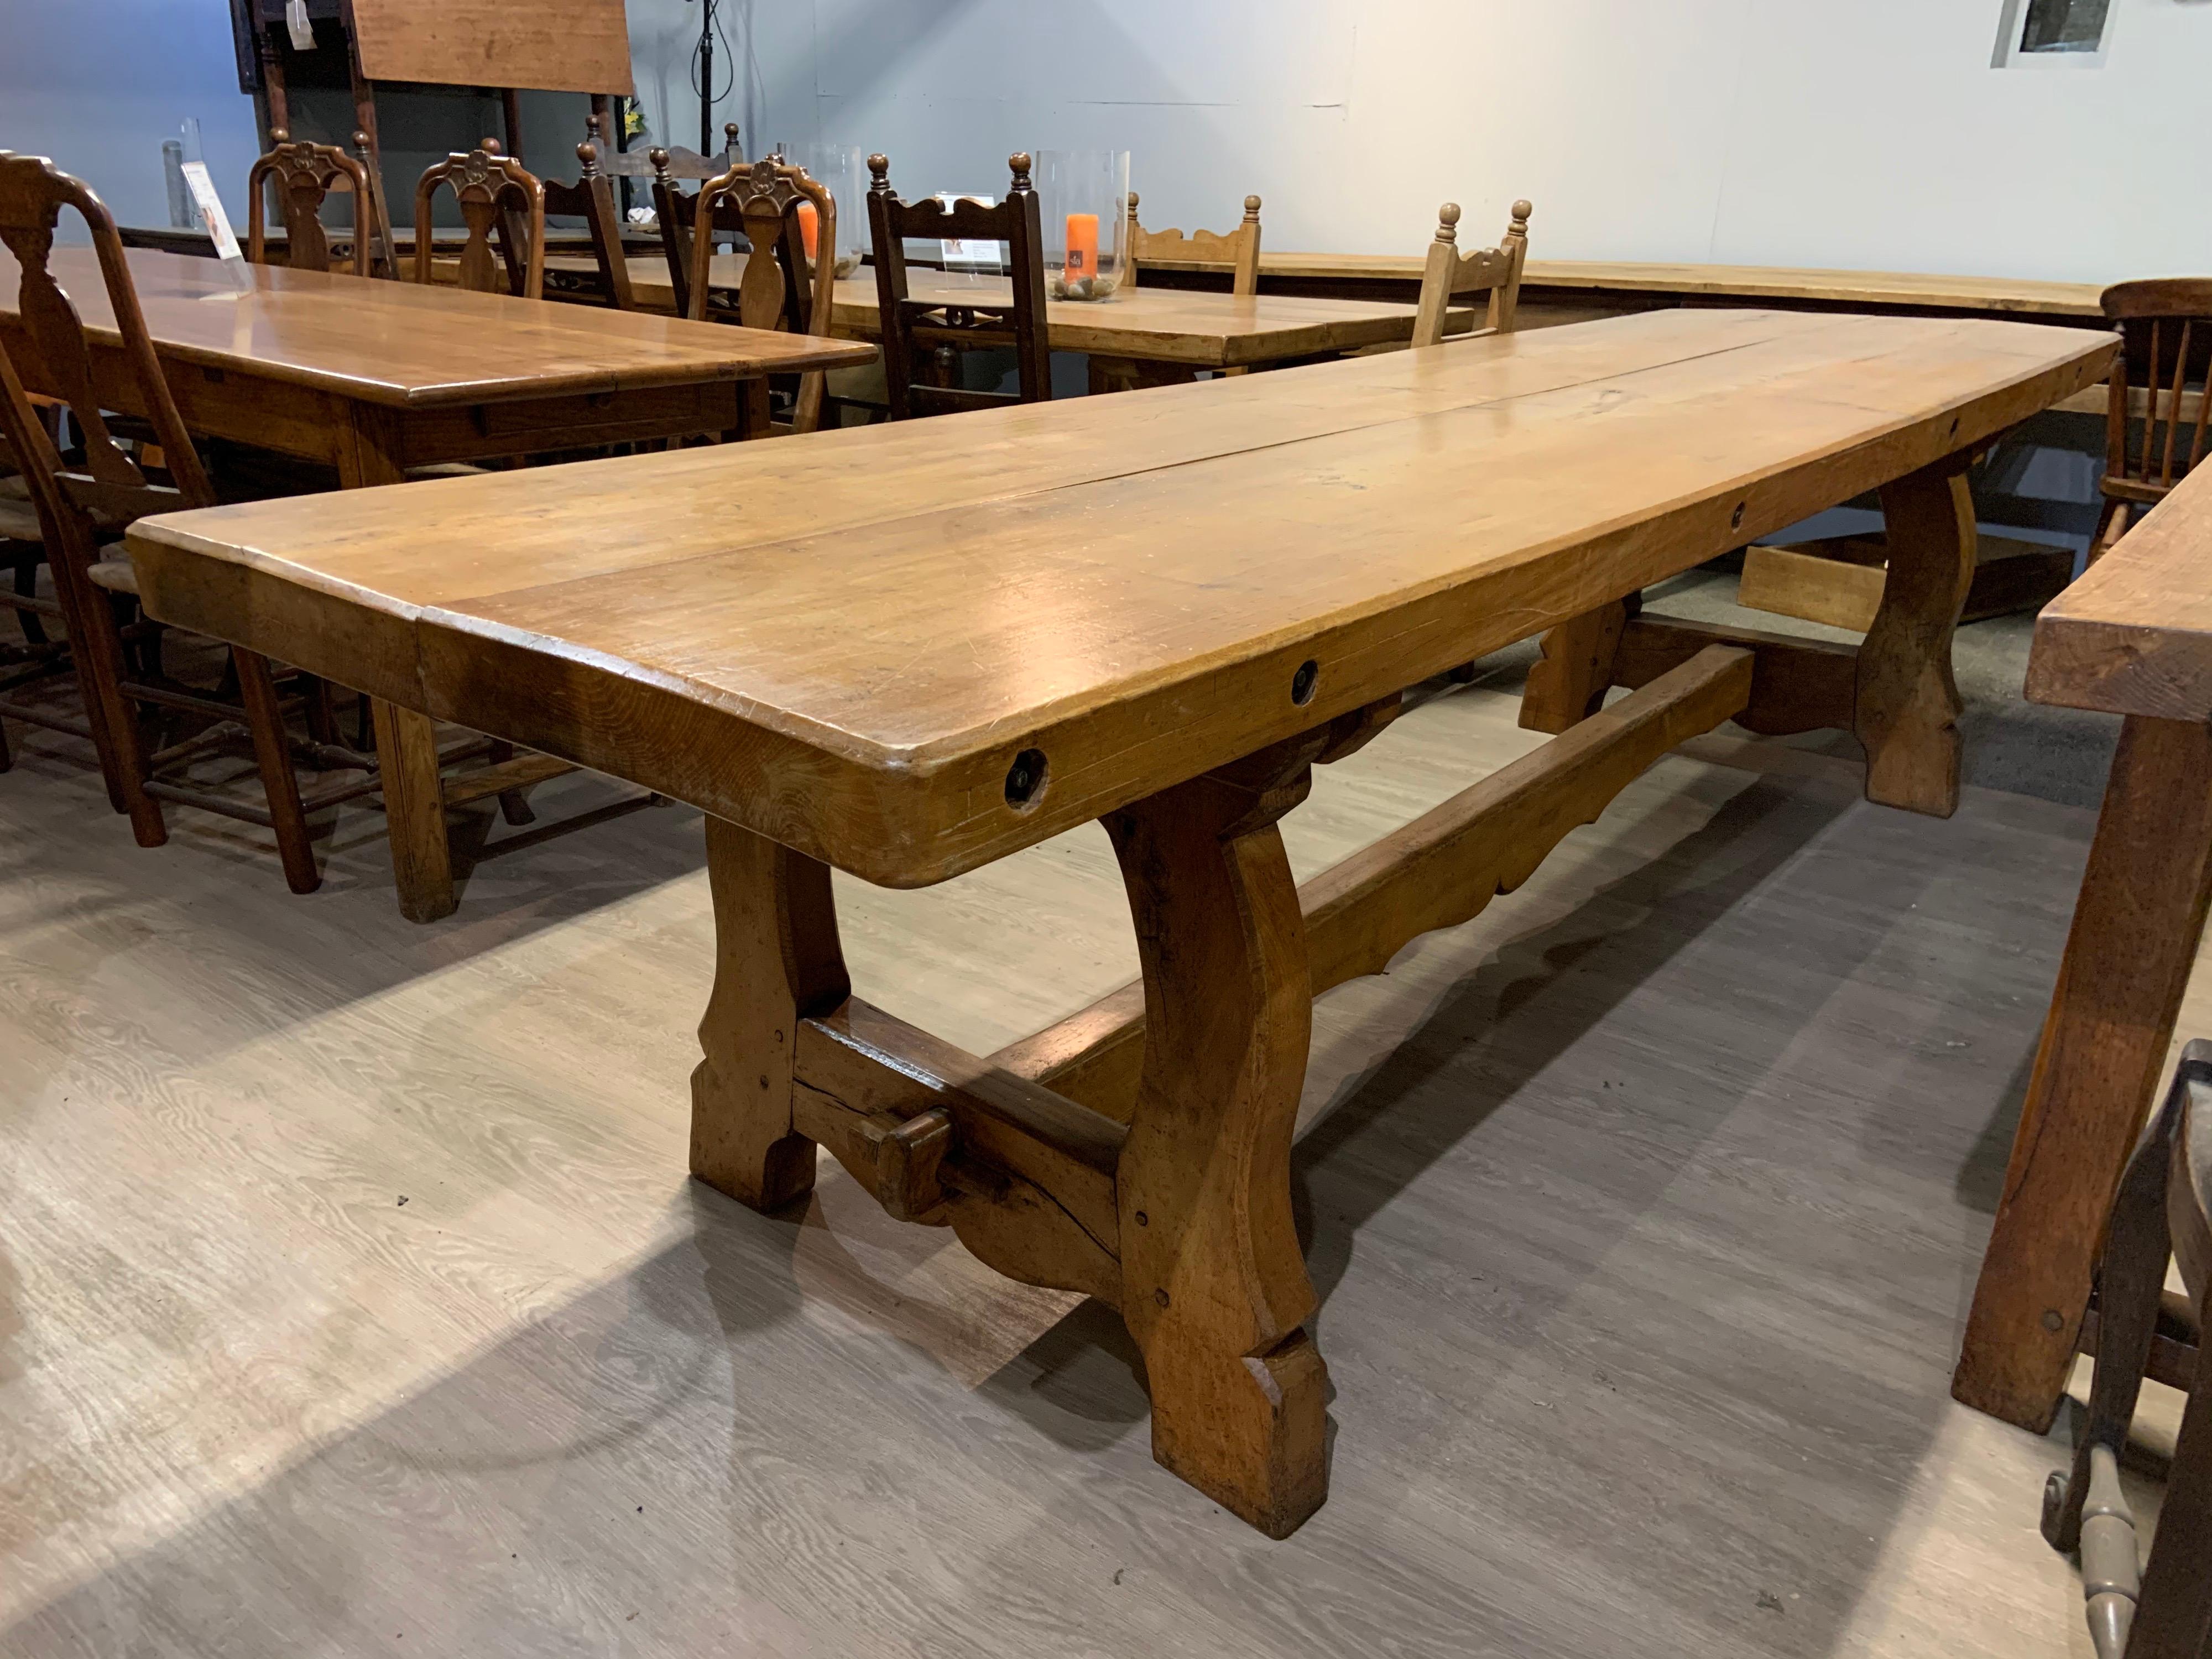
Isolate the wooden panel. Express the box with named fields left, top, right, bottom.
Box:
left=350, top=0, right=636, bottom=96
left=0, top=247, right=872, bottom=410
left=128, top=309, right=2112, bottom=888
left=1740, top=535, right=2077, bottom=635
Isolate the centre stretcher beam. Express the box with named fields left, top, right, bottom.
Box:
left=967, top=643, right=1750, bottom=1126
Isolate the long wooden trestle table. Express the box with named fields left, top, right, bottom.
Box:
left=126, top=309, right=2111, bottom=1535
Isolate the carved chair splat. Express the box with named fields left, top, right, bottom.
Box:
left=413, top=138, right=546, bottom=300
left=246, top=128, right=375, bottom=277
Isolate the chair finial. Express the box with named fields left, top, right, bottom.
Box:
left=270, top=126, right=291, bottom=147
left=1009, top=152, right=1033, bottom=191
left=649, top=147, right=671, bottom=186
left=1436, top=201, right=1461, bottom=243
left=1511, top=199, right=1533, bottom=232
left=723, top=121, right=741, bottom=157
left=352, top=131, right=372, bottom=156
left=1243, top=194, right=1262, bottom=219
left=577, top=139, right=601, bottom=177
left=1128, top=189, right=1140, bottom=211
left=481, top=136, right=503, bottom=158
left=868, top=153, right=890, bottom=191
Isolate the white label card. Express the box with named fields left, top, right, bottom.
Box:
left=286, top=0, right=315, bottom=51
left=179, top=160, right=255, bottom=291
left=935, top=193, right=1001, bottom=273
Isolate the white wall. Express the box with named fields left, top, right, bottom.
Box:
left=619, top=0, right=2210, bottom=283
left=4, top=0, right=2198, bottom=280
left=0, top=0, right=263, bottom=232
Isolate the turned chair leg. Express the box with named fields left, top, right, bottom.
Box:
left=2046, top=1051, right=2212, bottom=1659
left=690, top=815, right=851, bottom=1210
left=1103, top=752, right=1329, bottom=1538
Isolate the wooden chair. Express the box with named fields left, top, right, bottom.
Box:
left=669, top=154, right=835, bottom=434
left=414, top=138, right=546, bottom=300
left=1125, top=190, right=1262, bottom=295
left=2044, top=1040, right=2212, bottom=1658
left=246, top=128, right=377, bottom=277
left=2093, top=280, right=2212, bottom=560
left=0, top=392, right=66, bottom=778
left=1411, top=198, right=1533, bottom=348
left=0, top=153, right=361, bottom=891
left=865, top=152, right=1052, bottom=419
left=539, top=117, right=635, bottom=313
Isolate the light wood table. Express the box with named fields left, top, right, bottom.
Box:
left=1955, top=459, right=2212, bottom=1433
left=550, top=252, right=1438, bottom=375
left=127, top=308, right=2111, bottom=1536
left=0, top=245, right=874, bottom=921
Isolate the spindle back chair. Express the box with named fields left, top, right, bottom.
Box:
left=2095, top=280, right=2212, bottom=558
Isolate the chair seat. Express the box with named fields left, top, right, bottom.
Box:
left=87, top=557, right=139, bottom=596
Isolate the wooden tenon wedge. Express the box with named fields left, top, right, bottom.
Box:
left=124, top=308, right=2111, bottom=1536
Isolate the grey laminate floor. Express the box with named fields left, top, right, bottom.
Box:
left=0, top=659, right=2187, bottom=1658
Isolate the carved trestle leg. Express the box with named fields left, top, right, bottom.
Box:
left=1103, top=745, right=1331, bottom=1538
left=691, top=813, right=851, bottom=1208
left=1857, top=455, right=1977, bottom=817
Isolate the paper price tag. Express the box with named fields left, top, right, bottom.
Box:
left=286, top=0, right=315, bottom=51
left=179, top=161, right=242, bottom=261
left=935, top=193, right=1001, bottom=273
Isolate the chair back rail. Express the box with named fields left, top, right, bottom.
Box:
left=540, top=116, right=634, bottom=311
left=246, top=129, right=375, bottom=277
left=865, top=152, right=1052, bottom=420
left=1410, top=198, right=1533, bottom=349
left=414, top=139, right=546, bottom=300
left=1126, top=191, right=1262, bottom=295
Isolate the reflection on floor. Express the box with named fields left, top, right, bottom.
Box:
left=0, top=657, right=2190, bottom=1658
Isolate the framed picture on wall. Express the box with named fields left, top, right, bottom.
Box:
left=1992, top=0, right=2114, bottom=68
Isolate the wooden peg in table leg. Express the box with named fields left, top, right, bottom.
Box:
left=1518, top=598, right=1631, bottom=733
left=1104, top=741, right=1329, bottom=1537
left=691, top=815, right=851, bottom=1210
left=1859, top=453, right=1976, bottom=816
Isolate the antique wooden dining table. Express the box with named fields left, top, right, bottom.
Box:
left=0, top=244, right=874, bottom=920
left=124, top=307, right=2111, bottom=1535
left=545, top=250, right=1439, bottom=377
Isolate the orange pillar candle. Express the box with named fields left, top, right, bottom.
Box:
left=1065, top=211, right=1098, bottom=281
left=796, top=200, right=820, bottom=258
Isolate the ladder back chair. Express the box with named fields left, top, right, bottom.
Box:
left=414, top=138, right=546, bottom=300
left=1126, top=190, right=1262, bottom=295
left=539, top=116, right=635, bottom=312
left=1411, top=197, right=1533, bottom=348
left=2094, top=279, right=2212, bottom=560
left=0, top=153, right=358, bottom=892
left=866, top=152, right=1052, bottom=419
left=2044, top=1041, right=2212, bottom=1658
left=246, top=128, right=377, bottom=277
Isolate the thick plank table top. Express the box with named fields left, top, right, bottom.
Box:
left=0, top=247, right=873, bottom=408
left=2028, top=460, right=2212, bottom=719
left=549, top=252, right=1433, bottom=367
left=129, top=308, right=2109, bottom=888
left=1145, top=248, right=2110, bottom=319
